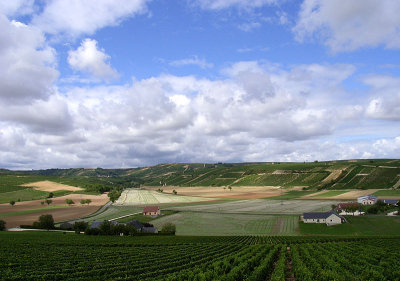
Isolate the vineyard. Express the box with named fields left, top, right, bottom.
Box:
left=1, top=232, right=399, bottom=280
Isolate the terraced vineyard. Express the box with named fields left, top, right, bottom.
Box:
left=0, top=232, right=399, bottom=280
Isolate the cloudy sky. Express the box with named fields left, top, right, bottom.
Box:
left=1, top=0, right=400, bottom=169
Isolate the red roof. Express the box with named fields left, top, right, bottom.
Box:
left=143, top=206, right=160, bottom=213
left=337, top=202, right=359, bottom=210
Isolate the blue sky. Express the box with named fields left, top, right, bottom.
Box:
left=1, top=0, right=400, bottom=169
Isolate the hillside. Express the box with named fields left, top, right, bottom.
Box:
left=3, top=159, right=400, bottom=190
left=127, top=159, right=400, bottom=190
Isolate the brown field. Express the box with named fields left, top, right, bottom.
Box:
left=2, top=206, right=101, bottom=228
left=0, top=193, right=109, bottom=228
left=21, top=180, right=83, bottom=192
left=145, top=186, right=289, bottom=199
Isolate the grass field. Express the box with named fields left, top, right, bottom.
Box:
left=0, top=189, right=50, bottom=204
left=300, top=216, right=400, bottom=236
left=310, top=190, right=348, bottom=197
left=372, top=190, right=400, bottom=196
left=152, top=212, right=299, bottom=236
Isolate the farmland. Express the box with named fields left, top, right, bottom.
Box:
left=0, top=232, right=399, bottom=280
left=114, top=189, right=211, bottom=205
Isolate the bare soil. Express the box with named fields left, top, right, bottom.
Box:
left=21, top=180, right=83, bottom=192
left=3, top=206, right=101, bottom=228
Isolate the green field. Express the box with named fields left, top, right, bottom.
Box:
left=0, top=188, right=50, bottom=204
left=372, top=190, right=400, bottom=196
left=152, top=212, right=299, bottom=236
left=311, top=190, right=348, bottom=197
left=0, top=232, right=399, bottom=280
left=300, top=216, right=400, bottom=236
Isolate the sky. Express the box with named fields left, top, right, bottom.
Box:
left=1, top=0, right=400, bottom=170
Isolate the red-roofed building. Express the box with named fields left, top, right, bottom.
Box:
left=143, top=206, right=160, bottom=216
left=337, top=202, right=360, bottom=211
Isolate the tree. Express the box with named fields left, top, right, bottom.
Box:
left=9, top=200, right=15, bottom=206
left=74, top=221, right=88, bottom=233
left=85, top=199, right=92, bottom=205
left=228, top=186, right=232, bottom=191
left=108, top=190, right=121, bottom=203
left=80, top=199, right=86, bottom=205
left=99, top=221, right=113, bottom=235
left=161, top=223, right=176, bottom=234
left=47, top=192, right=54, bottom=198
left=0, top=220, right=6, bottom=231
left=66, top=199, right=75, bottom=206
left=41, top=201, right=45, bottom=206
left=45, top=199, right=52, bottom=206
left=173, top=190, right=177, bottom=195
left=38, top=214, right=55, bottom=230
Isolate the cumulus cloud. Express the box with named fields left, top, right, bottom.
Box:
left=364, top=75, right=400, bottom=121
left=31, top=0, right=150, bottom=37
left=170, top=56, right=213, bottom=69
left=195, top=0, right=276, bottom=10
left=294, top=0, right=400, bottom=52
left=0, top=15, right=58, bottom=103
left=68, top=38, right=119, bottom=81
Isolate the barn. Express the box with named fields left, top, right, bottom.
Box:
left=302, top=211, right=345, bottom=226
left=143, top=206, right=161, bottom=216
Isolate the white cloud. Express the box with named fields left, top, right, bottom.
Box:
left=68, top=38, right=119, bottom=81
left=294, top=0, right=400, bottom=52
left=170, top=56, right=214, bottom=69
left=0, top=0, right=34, bottom=17
left=195, top=0, right=276, bottom=10
left=0, top=15, right=58, bottom=103
left=31, top=0, right=150, bottom=37
left=364, top=75, right=400, bottom=121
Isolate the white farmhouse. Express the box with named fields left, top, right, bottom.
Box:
left=301, top=211, right=345, bottom=226
left=357, top=195, right=378, bottom=205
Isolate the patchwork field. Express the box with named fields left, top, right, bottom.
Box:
left=21, top=180, right=83, bottom=192
left=164, top=199, right=335, bottom=215
left=0, top=193, right=109, bottom=228
left=114, top=188, right=212, bottom=205
left=145, top=185, right=287, bottom=199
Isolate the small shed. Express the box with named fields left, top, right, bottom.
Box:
left=143, top=206, right=161, bottom=216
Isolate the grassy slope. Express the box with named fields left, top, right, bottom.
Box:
left=300, top=216, right=400, bottom=236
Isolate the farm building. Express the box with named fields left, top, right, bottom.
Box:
left=382, top=199, right=399, bottom=206
left=143, top=206, right=161, bottom=216
left=301, top=211, right=345, bottom=226
left=141, top=226, right=158, bottom=233
left=357, top=195, right=378, bottom=205
left=126, top=220, right=144, bottom=231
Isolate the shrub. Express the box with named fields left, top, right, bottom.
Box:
left=161, top=223, right=176, bottom=235
left=0, top=220, right=6, bottom=231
